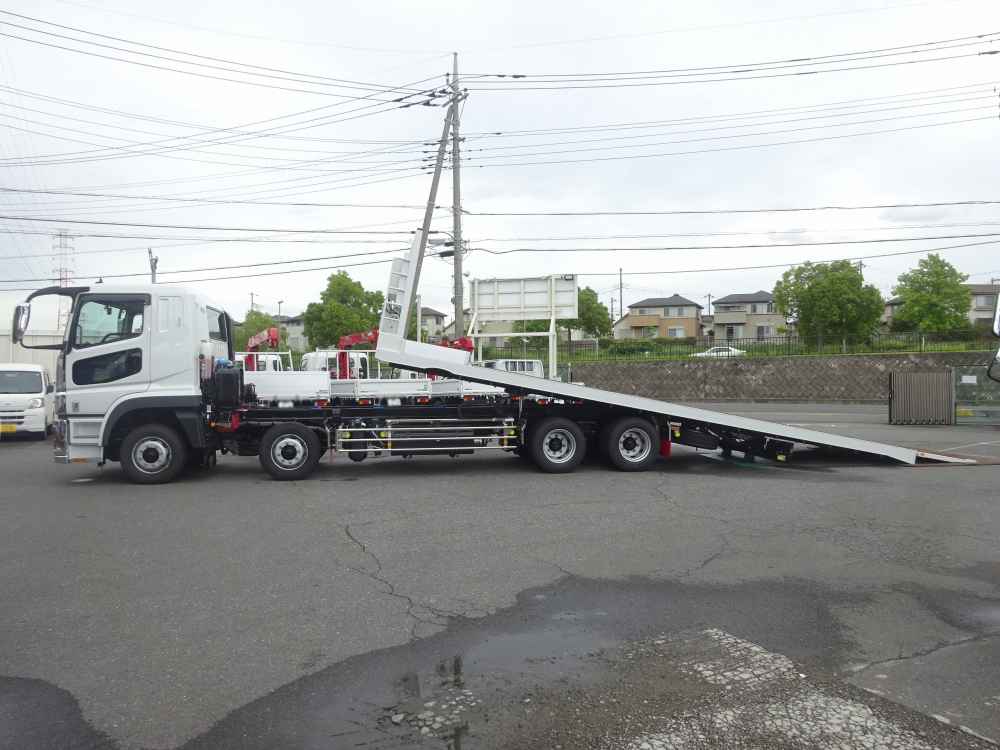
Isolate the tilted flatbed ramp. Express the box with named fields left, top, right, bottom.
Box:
left=376, top=248, right=968, bottom=466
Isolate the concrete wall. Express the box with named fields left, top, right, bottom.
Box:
left=571, top=352, right=994, bottom=404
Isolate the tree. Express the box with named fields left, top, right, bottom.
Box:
left=508, top=319, right=550, bottom=347
left=889, top=253, right=971, bottom=332
left=234, top=309, right=287, bottom=352
left=563, top=286, right=612, bottom=338
left=773, top=260, right=883, bottom=339
left=301, top=271, right=385, bottom=349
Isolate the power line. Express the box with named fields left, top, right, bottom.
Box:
left=466, top=49, right=1000, bottom=91
left=469, top=199, right=1000, bottom=216
left=0, top=214, right=416, bottom=234
left=0, top=187, right=428, bottom=209
left=465, top=31, right=997, bottom=79
left=0, top=10, right=440, bottom=93
left=456, top=115, right=997, bottom=168
left=459, top=104, right=995, bottom=163
left=5, top=236, right=996, bottom=292
left=457, top=0, right=968, bottom=53
left=48, top=0, right=450, bottom=54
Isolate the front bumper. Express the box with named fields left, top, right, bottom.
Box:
left=0, top=409, right=46, bottom=435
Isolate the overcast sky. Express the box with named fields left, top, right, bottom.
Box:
left=0, top=0, right=998, bottom=331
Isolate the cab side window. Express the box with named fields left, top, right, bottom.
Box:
left=73, top=299, right=144, bottom=349
left=207, top=307, right=226, bottom=341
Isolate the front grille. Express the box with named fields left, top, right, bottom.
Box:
left=0, top=412, right=26, bottom=425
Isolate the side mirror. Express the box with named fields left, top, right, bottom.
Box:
left=46, top=383, right=54, bottom=394
left=989, top=352, right=1000, bottom=383
left=989, top=297, right=1000, bottom=384
left=11, top=303, right=29, bottom=344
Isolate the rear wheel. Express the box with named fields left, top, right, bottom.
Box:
left=259, top=423, right=321, bottom=480
left=602, top=417, right=659, bottom=472
left=529, top=417, right=585, bottom=474
left=120, top=424, right=186, bottom=484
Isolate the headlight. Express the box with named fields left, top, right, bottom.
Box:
left=28, top=398, right=43, bottom=408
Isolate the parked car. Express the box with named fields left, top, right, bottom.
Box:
left=0, top=363, right=54, bottom=439
left=690, top=346, right=745, bottom=358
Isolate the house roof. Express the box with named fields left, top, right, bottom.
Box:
left=420, top=306, right=446, bottom=317
left=629, top=295, right=702, bottom=309
left=612, top=314, right=629, bottom=327
left=701, top=315, right=714, bottom=323
left=712, top=290, right=775, bottom=305
left=966, top=284, right=1000, bottom=294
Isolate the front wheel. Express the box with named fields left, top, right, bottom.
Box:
left=602, top=417, right=659, bottom=472
left=259, top=423, right=321, bottom=480
left=120, top=424, right=187, bottom=484
left=529, top=417, right=585, bottom=474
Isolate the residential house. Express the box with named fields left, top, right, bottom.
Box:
left=420, top=307, right=447, bottom=335
left=882, top=284, right=998, bottom=331
left=968, top=284, right=999, bottom=327
left=612, top=314, right=632, bottom=340
left=275, top=314, right=309, bottom=352
left=621, top=296, right=703, bottom=339
left=711, top=291, right=786, bottom=340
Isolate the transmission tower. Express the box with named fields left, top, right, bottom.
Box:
left=52, top=229, right=74, bottom=331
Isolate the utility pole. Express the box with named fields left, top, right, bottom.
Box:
left=855, top=260, right=866, bottom=276
left=404, top=103, right=455, bottom=335
left=148, top=248, right=158, bottom=283
left=250, top=292, right=255, bottom=312
left=990, top=277, right=1000, bottom=285
left=450, top=53, right=466, bottom=338
left=611, top=297, right=616, bottom=321
left=619, top=268, right=624, bottom=319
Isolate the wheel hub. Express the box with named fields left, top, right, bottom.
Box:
left=542, top=429, right=576, bottom=463
left=618, top=428, right=652, bottom=462
left=272, top=435, right=308, bottom=469
left=133, top=438, right=171, bottom=473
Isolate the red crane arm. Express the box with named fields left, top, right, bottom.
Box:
left=246, top=327, right=280, bottom=351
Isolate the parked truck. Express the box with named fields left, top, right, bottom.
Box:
left=9, top=234, right=974, bottom=485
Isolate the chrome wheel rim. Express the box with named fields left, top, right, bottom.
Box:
left=133, top=438, right=171, bottom=474
left=541, top=429, right=576, bottom=464
left=618, top=428, right=652, bottom=462
left=272, top=435, right=308, bottom=470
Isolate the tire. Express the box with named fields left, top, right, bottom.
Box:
left=529, top=417, right=585, bottom=474
left=602, top=417, right=659, bottom=472
left=30, top=430, right=48, bottom=442
left=259, top=423, right=321, bottom=480
left=120, top=424, right=186, bottom=485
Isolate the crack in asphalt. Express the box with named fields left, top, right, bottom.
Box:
left=850, top=631, right=989, bottom=675
left=342, top=524, right=467, bottom=640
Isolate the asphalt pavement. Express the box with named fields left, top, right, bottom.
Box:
left=0, top=404, right=998, bottom=749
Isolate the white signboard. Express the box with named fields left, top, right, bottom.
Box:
left=470, top=275, right=579, bottom=322
left=961, top=375, right=978, bottom=385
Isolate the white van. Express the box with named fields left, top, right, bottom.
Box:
left=0, top=363, right=54, bottom=439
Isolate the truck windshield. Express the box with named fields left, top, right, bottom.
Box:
left=0, top=370, right=43, bottom=394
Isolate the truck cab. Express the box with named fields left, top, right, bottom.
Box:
left=12, top=283, right=234, bottom=474
left=300, top=350, right=372, bottom=380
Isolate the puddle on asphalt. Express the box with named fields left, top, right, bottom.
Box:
left=18, top=576, right=982, bottom=749
left=177, top=576, right=994, bottom=750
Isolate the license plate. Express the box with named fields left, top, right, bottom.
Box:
left=0, top=424, right=15, bottom=433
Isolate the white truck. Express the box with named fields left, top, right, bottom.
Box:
left=10, top=234, right=983, bottom=485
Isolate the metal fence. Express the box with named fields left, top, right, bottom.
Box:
left=954, top=365, right=1000, bottom=425
left=479, top=330, right=996, bottom=365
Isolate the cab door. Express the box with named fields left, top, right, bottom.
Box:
left=63, top=294, right=151, bottom=437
